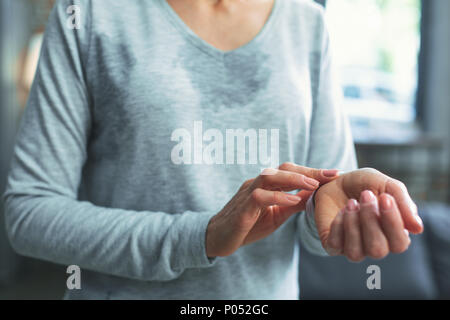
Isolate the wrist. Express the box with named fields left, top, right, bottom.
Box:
left=205, top=216, right=217, bottom=258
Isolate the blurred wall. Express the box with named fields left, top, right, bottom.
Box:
left=422, top=0, right=450, bottom=180
left=0, top=0, right=34, bottom=284
left=355, top=0, right=450, bottom=204
left=422, top=0, right=450, bottom=202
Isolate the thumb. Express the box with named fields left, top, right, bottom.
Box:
left=314, top=194, right=342, bottom=245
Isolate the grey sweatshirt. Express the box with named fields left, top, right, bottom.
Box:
left=3, top=0, right=357, bottom=299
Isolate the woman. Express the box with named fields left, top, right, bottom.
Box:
left=4, top=0, right=423, bottom=299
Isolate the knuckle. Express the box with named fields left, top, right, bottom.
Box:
left=299, top=165, right=316, bottom=179
left=272, top=191, right=280, bottom=204
left=250, top=189, right=263, bottom=203
left=309, top=168, right=320, bottom=179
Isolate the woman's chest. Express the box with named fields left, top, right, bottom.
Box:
left=87, top=28, right=313, bottom=146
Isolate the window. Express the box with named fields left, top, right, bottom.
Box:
left=325, top=0, right=422, bottom=126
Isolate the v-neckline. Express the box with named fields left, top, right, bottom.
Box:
left=157, top=0, right=282, bottom=61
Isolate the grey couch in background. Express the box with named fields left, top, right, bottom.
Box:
left=299, top=202, right=450, bottom=300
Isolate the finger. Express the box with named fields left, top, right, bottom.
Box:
left=386, top=179, right=423, bottom=234
left=238, top=179, right=255, bottom=192
left=239, top=189, right=302, bottom=231
left=326, top=208, right=345, bottom=256
left=249, top=188, right=302, bottom=209
left=359, top=191, right=389, bottom=260
left=343, top=199, right=365, bottom=262
left=379, top=193, right=411, bottom=254
left=278, top=162, right=340, bottom=184
left=256, top=168, right=320, bottom=191
left=277, top=189, right=313, bottom=217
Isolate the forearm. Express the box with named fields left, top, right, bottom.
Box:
left=4, top=193, right=216, bottom=281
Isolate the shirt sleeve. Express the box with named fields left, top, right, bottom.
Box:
left=297, top=8, right=358, bottom=256
left=3, top=0, right=216, bottom=282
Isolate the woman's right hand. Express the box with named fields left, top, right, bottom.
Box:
left=205, top=163, right=340, bottom=258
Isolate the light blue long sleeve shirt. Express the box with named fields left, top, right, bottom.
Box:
left=3, top=0, right=357, bottom=299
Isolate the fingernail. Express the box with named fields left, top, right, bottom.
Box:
left=286, top=195, right=301, bottom=203
left=322, top=169, right=339, bottom=177
left=404, top=229, right=410, bottom=237
left=261, top=168, right=277, bottom=176
left=347, top=199, right=359, bottom=211
left=380, top=195, right=392, bottom=211
left=304, top=177, right=320, bottom=188
left=415, top=215, right=423, bottom=227
left=361, top=190, right=376, bottom=204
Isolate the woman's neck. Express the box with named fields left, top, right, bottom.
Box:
left=166, top=0, right=275, bottom=51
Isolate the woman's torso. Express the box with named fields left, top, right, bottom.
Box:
left=69, top=0, right=324, bottom=299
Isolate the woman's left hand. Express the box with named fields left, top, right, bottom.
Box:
left=314, top=168, right=424, bottom=261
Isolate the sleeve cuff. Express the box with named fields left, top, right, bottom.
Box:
left=177, top=211, right=218, bottom=269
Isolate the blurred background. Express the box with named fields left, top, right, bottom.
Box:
left=0, top=0, right=449, bottom=299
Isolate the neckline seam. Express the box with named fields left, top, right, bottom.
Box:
left=157, top=0, right=282, bottom=61
left=157, top=0, right=222, bottom=60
